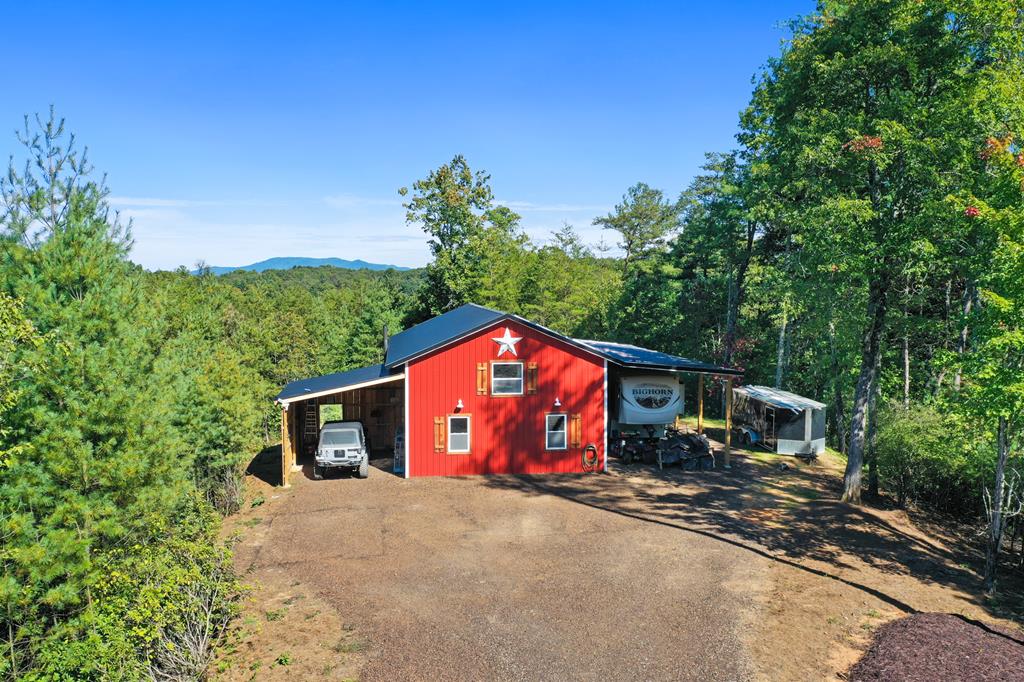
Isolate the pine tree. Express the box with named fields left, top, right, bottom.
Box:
left=0, top=110, right=185, bottom=674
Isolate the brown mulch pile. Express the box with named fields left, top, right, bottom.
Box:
left=848, top=612, right=1024, bottom=681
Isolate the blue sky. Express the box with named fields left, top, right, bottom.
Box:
left=1, top=1, right=811, bottom=270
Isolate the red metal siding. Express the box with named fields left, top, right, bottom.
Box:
left=407, top=321, right=605, bottom=476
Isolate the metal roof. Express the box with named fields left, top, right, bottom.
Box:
left=383, top=304, right=741, bottom=376
left=574, top=339, right=743, bottom=375
left=276, top=363, right=402, bottom=403
left=733, top=385, right=826, bottom=411
left=277, top=304, right=741, bottom=402
left=385, top=303, right=506, bottom=367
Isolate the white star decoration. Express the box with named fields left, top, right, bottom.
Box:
left=492, top=327, right=522, bottom=357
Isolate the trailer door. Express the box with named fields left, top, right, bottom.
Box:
left=765, top=407, right=777, bottom=450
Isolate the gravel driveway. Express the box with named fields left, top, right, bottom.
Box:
left=244, top=462, right=766, bottom=681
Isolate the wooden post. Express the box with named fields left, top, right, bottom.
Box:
left=290, top=403, right=299, bottom=472
left=724, top=377, right=733, bottom=469
left=697, top=374, right=704, bottom=435
left=280, top=405, right=291, bottom=488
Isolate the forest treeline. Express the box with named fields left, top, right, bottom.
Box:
left=1, top=0, right=1023, bottom=679
left=394, top=0, right=1023, bottom=593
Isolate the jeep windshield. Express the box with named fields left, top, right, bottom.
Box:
left=320, top=429, right=361, bottom=448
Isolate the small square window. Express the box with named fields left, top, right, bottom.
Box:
left=448, top=415, right=471, bottom=453
left=491, top=362, right=524, bottom=395
left=546, top=414, right=567, bottom=450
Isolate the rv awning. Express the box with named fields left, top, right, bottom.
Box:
left=733, top=385, right=825, bottom=411
left=574, top=340, right=743, bottom=376
left=275, top=364, right=403, bottom=404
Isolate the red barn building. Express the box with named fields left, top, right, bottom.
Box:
left=275, top=304, right=740, bottom=484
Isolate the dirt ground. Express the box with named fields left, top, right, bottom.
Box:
left=217, top=433, right=1024, bottom=681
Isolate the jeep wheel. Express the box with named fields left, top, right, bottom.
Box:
left=313, top=464, right=324, bottom=480
left=357, top=457, right=369, bottom=479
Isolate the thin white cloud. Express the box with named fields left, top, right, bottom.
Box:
left=108, top=196, right=281, bottom=208
left=496, top=199, right=610, bottom=213
left=108, top=196, right=225, bottom=208
left=125, top=202, right=429, bottom=271
left=324, top=193, right=403, bottom=209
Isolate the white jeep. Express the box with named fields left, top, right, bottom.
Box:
left=314, top=420, right=369, bottom=480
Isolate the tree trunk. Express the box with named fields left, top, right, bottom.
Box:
left=902, top=281, right=911, bottom=408
left=983, top=416, right=1010, bottom=593
left=902, top=333, right=910, bottom=409
left=843, top=276, right=888, bottom=504
left=775, top=306, right=787, bottom=389
left=866, top=366, right=881, bottom=499
left=724, top=221, right=756, bottom=368
left=724, top=273, right=737, bottom=366
left=954, top=281, right=975, bottom=391
left=829, top=320, right=848, bottom=455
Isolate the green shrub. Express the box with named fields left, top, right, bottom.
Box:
left=25, top=493, right=243, bottom=681
left=876, top=402, right=987, bottom=513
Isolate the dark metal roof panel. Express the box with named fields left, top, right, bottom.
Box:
left=276, top=363, right=393, bottom=402
left=384, top=303, right=506, bottom=367
left=734, top=385, right=826, bottom=411
left=574, top=339, right=743, bottom=376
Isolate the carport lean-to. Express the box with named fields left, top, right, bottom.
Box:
left=277, top=364, right=405, bottom=487
left=275, top=304, right=742, bottom=485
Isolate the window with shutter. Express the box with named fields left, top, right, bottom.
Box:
left=545, top=413, right=567, bottom=450
left=447, top=415, right=471, bottom=453
left=526, top=362, right=538, bottom=394
left=433, top=416, right=445, bottom=452
left=491, top=361, right=524, bottom=395
left=476, top=362, right=487, bottom=395
left=569, top=414, right=582, bottom=448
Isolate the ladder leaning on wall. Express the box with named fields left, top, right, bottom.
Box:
left=303, top=403, right=319, bottom=454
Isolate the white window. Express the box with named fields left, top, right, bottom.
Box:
left=448, top=415, right=471, bottom=453
left=546, top=414, right=567, bottom=450
left=491, top=362, right=524, bottom=395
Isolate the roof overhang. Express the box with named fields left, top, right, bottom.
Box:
left=276, top=369, right=404, bottom=405
left=608, top=362, right=744, bottom=377
left=733, top=385, right=825, bottom=411
left=575, top=339, right=743, bottom=376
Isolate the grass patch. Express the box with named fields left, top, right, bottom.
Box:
left=332, top=638, right=367, bottom=654
left=265, top=608, right=287, bottom=622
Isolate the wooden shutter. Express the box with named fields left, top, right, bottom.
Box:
left=569, top=414, right=582, bottom=448
left=434, top=416, right=445, bottom=452
left=526, top=362, right=538, bottom=394
left=476, top=362, right=487, bottom=395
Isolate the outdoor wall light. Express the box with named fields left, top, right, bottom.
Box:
left=456, top=399, right=464, bottom=410
left=554, top=397, right=561, bottom=408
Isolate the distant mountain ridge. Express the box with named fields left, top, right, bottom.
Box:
left=194, top=257, right=410, bottom=275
